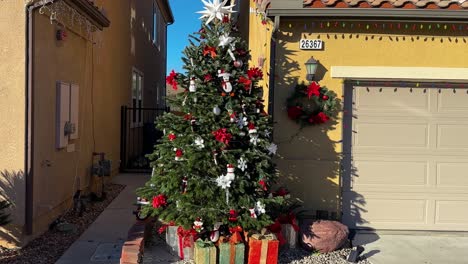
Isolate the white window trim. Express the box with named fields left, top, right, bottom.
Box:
left=152, top=1, right=160, bottom=50
left=131, top=67, right=144, bottom=128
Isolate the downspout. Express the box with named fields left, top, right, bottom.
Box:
left=267, top=16, right=279, bottom=115
left=25, top=0, right=56, bottom=236
left=164, top=19, right=173, bottom=110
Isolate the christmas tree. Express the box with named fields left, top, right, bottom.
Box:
left=137, top=0, right=285, bottom=234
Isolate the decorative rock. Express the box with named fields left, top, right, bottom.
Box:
left=300, top=220, right=349, bottom=253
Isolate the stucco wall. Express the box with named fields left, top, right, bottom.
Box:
left=274, top=19, right=468, bottom=215
left=248, top=1, right=273, bottom=107
left=0, top=0, right=26, bottom=248
left=28, top=0, right=168, bottom=243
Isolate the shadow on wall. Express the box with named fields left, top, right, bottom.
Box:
left=273, top=29, right=367, bottom=225
left=0, top=170, right=25, bottom=246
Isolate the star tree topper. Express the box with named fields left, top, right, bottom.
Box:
left=197, top=0, right=236, bottom=25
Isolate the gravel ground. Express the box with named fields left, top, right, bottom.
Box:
left=0, top=184, right=125, bottom=264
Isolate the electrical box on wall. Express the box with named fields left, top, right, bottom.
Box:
left=56, top=81, right=79, bottom=149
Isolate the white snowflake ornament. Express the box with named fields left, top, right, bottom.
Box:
left=197, top=0, right=236, bottom=25
left=267, top=143, right=278, bottom=155
left=250, top=135, right=259, bottom=145
left=218, top=34, right=234, bottom=48
left=216, top=174, right=232, bottom=189
left=194, top=137, right=205, bottom=149
left=237, top=157, right=247, bottom=172
left=255, top=201, right=266, bottom=215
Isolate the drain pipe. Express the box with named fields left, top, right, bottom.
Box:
left=25, top=0, right=56, bottom=236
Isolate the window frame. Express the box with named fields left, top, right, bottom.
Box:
left=152, top=1, right=159, bottom=49
left=131, top=67, right=144, bottom=128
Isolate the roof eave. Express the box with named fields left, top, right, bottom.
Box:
left=157, top=0, right=175, bottom=25
left=267, top=8, right=468, bottom=22
left=64, top=0, right=110, bottom=29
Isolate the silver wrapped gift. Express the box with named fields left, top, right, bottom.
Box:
left=281, top=224, right=298, bottom=248
left=165, top=226, right=194, bottom=260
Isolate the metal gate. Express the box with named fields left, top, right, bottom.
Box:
left=120, top=106, right=167, bottom=172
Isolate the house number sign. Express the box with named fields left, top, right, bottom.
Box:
left=300, top=39, right=323, bottom=50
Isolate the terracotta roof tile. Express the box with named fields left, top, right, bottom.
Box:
left=304, top=0, right=468, bottom=9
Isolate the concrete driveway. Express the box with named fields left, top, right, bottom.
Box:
left=352, top=231, right=468, bottom=264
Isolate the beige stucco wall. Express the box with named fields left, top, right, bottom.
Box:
left=274, top=19, right=468, bottom=215
left=0, top=0, right=169, bottom=247
left=0, top=0, right=27, bottom=248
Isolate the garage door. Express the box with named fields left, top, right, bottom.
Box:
left=342, top=84, right=468, bottom=231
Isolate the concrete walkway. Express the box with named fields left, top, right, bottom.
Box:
left=56, top=173, right=150, bottom=264
left=353, top=231, right=468, bottom=264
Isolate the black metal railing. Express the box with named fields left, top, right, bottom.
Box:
left=120, top=106, right=168, bottom=172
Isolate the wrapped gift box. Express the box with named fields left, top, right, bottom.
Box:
left=177, top=227, right=196, bottom=260
left=165, top=226, right=179, bottom=254
left=194, top=240, right=217, bottom=264
left=247, top=232, right=279, bottom=264
left=281, top=224, right=298, bottom=249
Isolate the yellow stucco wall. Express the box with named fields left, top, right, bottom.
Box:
left=248, top=2, right=273, bottom=106
left=250, top=16, right=468, bottom=216
left=0, top=0, right=169, bottom=247
left=0, top=0, right=26, bottom=248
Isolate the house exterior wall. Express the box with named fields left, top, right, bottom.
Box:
left=248, top=1, right=273, bottom=106
left=0, top=0, right=170, bottom=247
left=273, top=18, right=468, bottom=215
left=0, top=0, right=27, bottom=248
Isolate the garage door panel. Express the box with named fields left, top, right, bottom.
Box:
left=437, top=163, right=468, bottom=187
left=437, top=89, right=468, bottom=113
left=353, top=160, right=428, bottom=187
left=355, top=86, right=430, bottom=114
left=437, top=124, right=468, bottom=149
left=354, top=123, right=429, bottom=148
left=435, top=201, right=468, bottom=225
left=344, top=84, right=468, bottom=231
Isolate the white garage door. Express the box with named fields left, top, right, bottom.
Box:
left=342, top=84, right=468, bottom=231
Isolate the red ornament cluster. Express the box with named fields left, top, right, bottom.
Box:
left=166, top=70, right=178, bottom=91
left=152, top=194, right=167, bottom=208
left=212, top=128, right=233, bottom=145
left=247, top=67, right=263, bottom=80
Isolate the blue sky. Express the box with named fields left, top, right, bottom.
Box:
left=167, top=0, right=205, bottom=74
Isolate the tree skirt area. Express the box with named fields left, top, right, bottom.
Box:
left=143, top=225, right=372, bottom=264
left=0, top=183, right=125, bottom=264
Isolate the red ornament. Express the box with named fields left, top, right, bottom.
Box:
left=322, top=95, right=329, bottom=100
left=308, top=112, right=330, bottom=124
left=204, top=74, right=213, bottom=82
left=235, top=48, right=247, bottom=57
left=222, top=14, right=230, bottom=23
left=274, top=187, right=290, bottom=197
left=247, top=67, right=263, bottom=80
left=175, top=149, right=183, bottom=157
left=238, top=76, right=252, bottom=90
left=166, top=70, right=178, bottom=91
left=168, top=133, right=176, bottom=141
left=203, top=45, right=217, bottom=58
left=212, top=128, right=233, bottom=145
left=228, top=209, right=238, bottom=222
left=183, top=113, right=193, bottom=121
left=56, top=29, right=67, bottom=41
left=152, top=194, right=167, bottom=208
left=248, top=122, right=255, bottom=130
left=307, top=81, right=321, bottom=99
left=287, top=106, right=303, bottom=120
left=259, top=179, right=268, bottom=191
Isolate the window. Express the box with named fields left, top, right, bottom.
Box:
left=132, top=69, right=144, bottom=127
left=152, top=2, right=158, bottom=46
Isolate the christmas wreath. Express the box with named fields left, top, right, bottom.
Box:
left=286, top=82, right=338, bottom=126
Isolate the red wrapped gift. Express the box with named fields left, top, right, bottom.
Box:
left=247, top=230, right=279, bottom=264
left=177, top=226, right=197, bottom=260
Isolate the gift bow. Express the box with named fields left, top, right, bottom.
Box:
left=267, top=221, right=286, bottom=245
left=195, top=238, right=214, bottom=248
left=177, top=226, right=197, bottom=248
left=277, top=213, right=300, bottom=232
left=251, top=228, right=277, bottom=241
left=229, top=226, right=243, bottom=244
